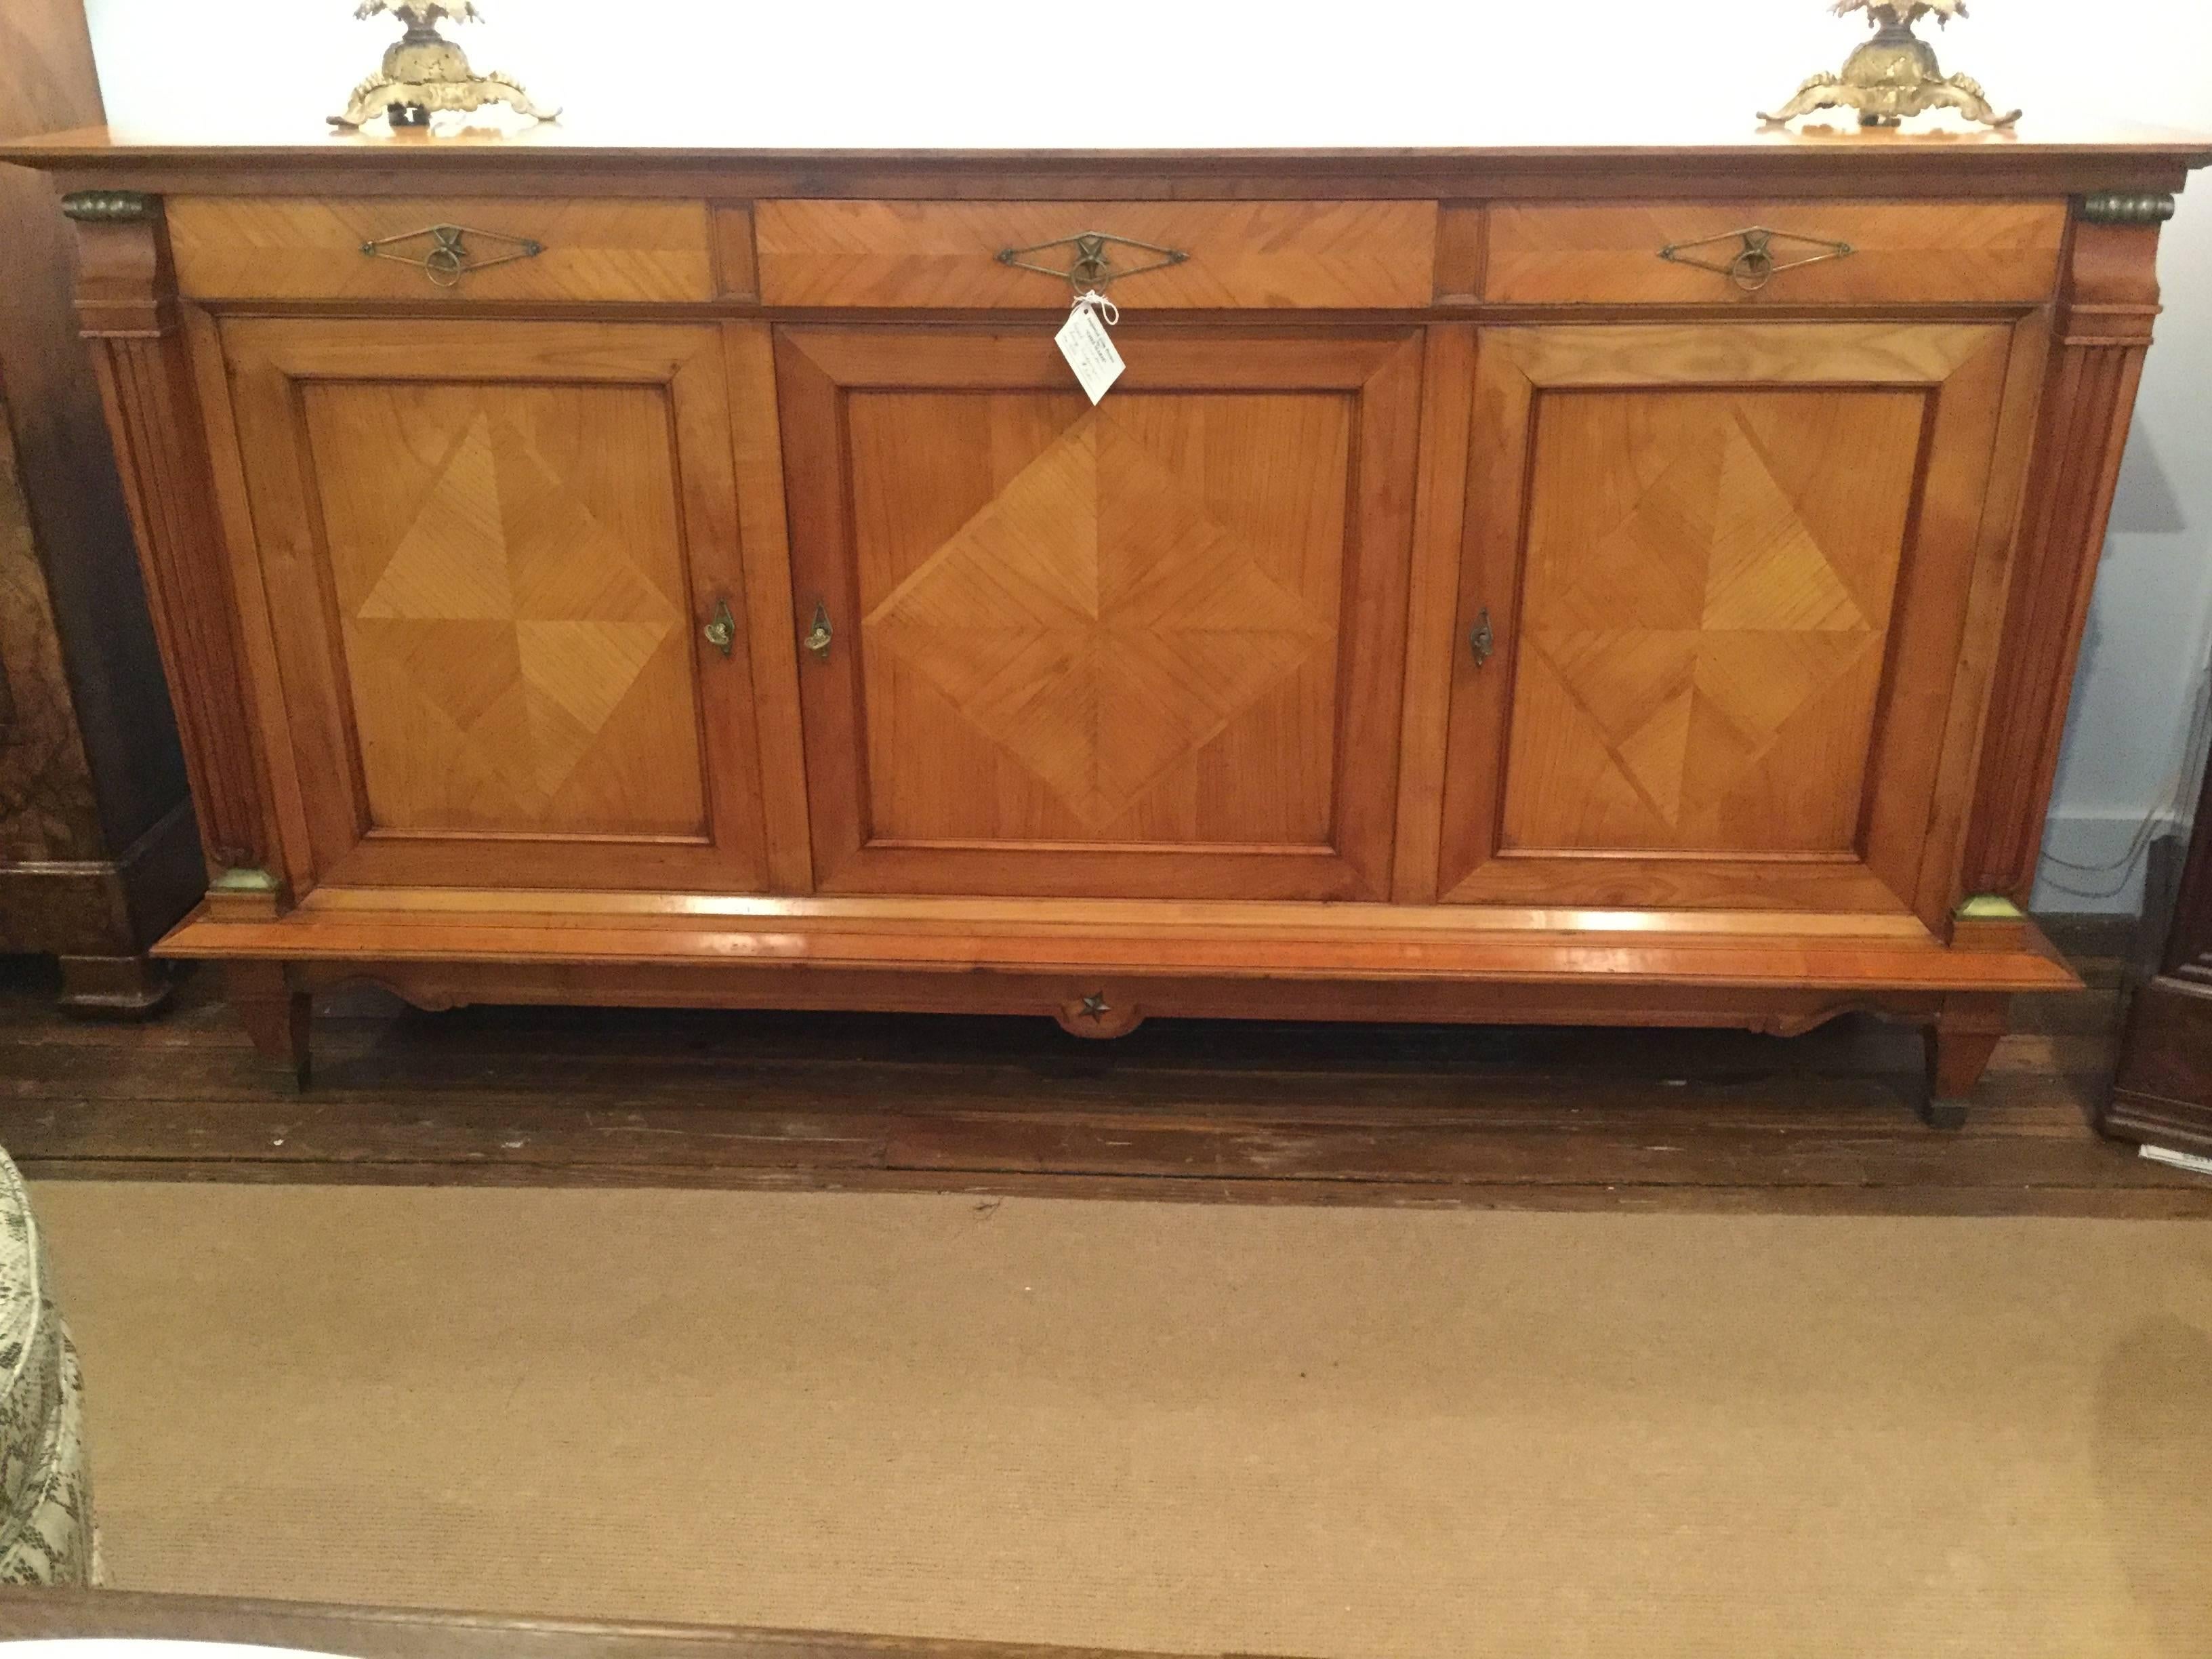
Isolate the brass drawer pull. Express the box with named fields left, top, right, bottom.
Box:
left=359, top=222, right=545, bottom=287
left=996, top=230, right=1189, bottom=292
left=702, top=597, right=737, bottom=658
left=803, top=600, right=834, bottom=662
left=1656, top=226, right=1853, bottom=293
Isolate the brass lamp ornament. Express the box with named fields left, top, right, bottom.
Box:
left=1761, top=0, right=2020, bottom=130
left=331, top=1, right=558, bottom=131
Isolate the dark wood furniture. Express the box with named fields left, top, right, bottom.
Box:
left=2104, top=745, right=2212, bottom=1153
left=0, top=1588, right=1256, bottom=1659
left=0, top=0, right=201, bottom=1012
left=3, top=123, right=2205, bottom=1116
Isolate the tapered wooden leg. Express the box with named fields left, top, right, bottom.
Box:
left=1922, top=994, right=2008, bottom=1130
left=56, top=954, right=174, bottom=1019
left=228, top=962, right=312, bottom=1089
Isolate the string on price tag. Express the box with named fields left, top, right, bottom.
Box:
left=1054, top=289, right=1125, bottom=405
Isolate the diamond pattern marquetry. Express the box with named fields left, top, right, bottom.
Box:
left=852, top=391, right=1348, bottom=840
left=305, top=382, right=707, bottom=837
left=1503, top=388, right=1927, bottom=854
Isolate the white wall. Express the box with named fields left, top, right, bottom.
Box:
left=79, top=0, right=2212, bottom=910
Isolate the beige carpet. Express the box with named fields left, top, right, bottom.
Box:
left=26, top=1182, right=2212, bottom=1658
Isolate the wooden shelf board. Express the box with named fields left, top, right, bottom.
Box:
left=159, top=898, right=2081, bottom=995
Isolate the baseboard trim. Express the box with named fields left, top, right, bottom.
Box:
left=2034, top=911, right=2144, bottom=964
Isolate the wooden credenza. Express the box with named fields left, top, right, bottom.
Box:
left=6, top=127, right=2205, bottom=1117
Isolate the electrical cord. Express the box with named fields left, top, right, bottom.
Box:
left=2037, top=635, right=2212, bottom=901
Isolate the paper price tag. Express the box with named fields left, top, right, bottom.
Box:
left=1055, top=291, right=1125, bottom=405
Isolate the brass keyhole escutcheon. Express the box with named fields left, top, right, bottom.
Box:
left=702, top=597, right=736, bottom=658
left=804, top=600, right=834, bottom=662
left=1470, top=608, right=1495, bottom=668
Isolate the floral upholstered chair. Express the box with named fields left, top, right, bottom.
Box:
left=0, top=1147, right=98, bottom=1583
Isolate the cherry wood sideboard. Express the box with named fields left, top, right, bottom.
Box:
left=5, top=126, right=2205, bottom=1119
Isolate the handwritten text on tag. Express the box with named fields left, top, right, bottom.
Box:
left=1055, top=291, right=1124, bottom=404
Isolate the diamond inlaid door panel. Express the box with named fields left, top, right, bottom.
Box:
left=777, top=327, right=1422, bottom=899
left=1502, top=387, right=1923, bottom=855
left=856, top=391, right=1344, bottom=841
left=306, top=382, right=705, bottom=839
left=1436, top=323, right=2028, bottom=919
left=221, top=318, right=773, bottom=893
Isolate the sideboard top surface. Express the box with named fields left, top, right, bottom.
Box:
left=6, top=121, right=2209, bottom=199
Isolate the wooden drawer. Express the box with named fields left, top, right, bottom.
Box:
left=166, top=197, right=719, bottom=302
left=754, top=199, right=1437, bottom=308
left=1483, top=199, right=2066, bottom=304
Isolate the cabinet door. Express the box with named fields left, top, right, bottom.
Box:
left=220, top=319, right=772, bottom=890
left=777, top=327, right=1422, bottom=899
left=1437, top=323, right=2030, bottom=920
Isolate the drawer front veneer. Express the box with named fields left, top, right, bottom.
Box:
left=754, top=200, right=1439, bottom=308
left=167, top=197, right=718, bottom=303
left=1483, top=200, right=2067, bottom=304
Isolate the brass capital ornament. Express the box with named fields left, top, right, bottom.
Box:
left=1761, top=0, right=2020, bottom=131
left=331, top=1, right=558, bottom=132
left=2079, top=193, right=2179, bottom=226
left=60, top=190, right=155, bottom=224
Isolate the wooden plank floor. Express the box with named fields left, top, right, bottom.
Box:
left=2, top=929, right=2208, bottom=1214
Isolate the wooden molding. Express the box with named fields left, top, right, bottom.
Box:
left=300, top=957, right=1966, bottom=1044
left=1432, top=202, right=1486, bottom=302
left=9, top=131, right=2207, bottom=203
left=2054, top=219, right=2167, bottom=347
left=66, top=194, right=178, bottom=337
left=75, top=202, right=279, bottom=888
left=173, top=889, right=2083, bottom=1082
left=1960, top=212, right=2169, bottom=899
left=156, top=899, right=2081, bottom=996
left=710, top=201, right=759, bottom=302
